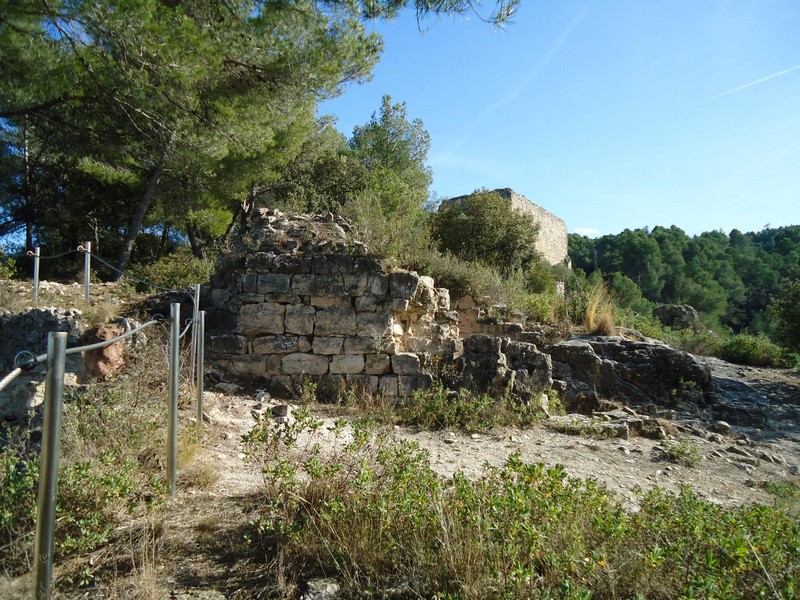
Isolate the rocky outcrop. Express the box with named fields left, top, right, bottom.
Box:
left=207, top=209, right=461, bottom=397
left=653, top=304, right=699, bottom=330
left=84, top=322, right=126, bottom=379
left=545, top=336, right=711, bottom=413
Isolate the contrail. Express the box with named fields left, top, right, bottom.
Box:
left=710, top=64, right=800, bottom=99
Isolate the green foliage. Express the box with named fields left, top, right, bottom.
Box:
left=430, top=189, right=540, bottom=274
left=0, top=248, right=16, bottom=279
left=569, top=225, right=800, bottom=338
left=775, top=280, right=800, bottom=351
left=396, top=384, right=543, bottom=432
left=129, top=246, right=216, bottom=289
left=244, top=416, right=800, bottom=598
left=718, top=334, right=788, bottom=368
left=662, top=440, right=701, bottom=467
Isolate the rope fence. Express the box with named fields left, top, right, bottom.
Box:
left=2, top=244, right=210, bottom=598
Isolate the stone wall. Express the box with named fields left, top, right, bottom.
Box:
left=446, top=188, right=569, bottom=266
left=206, top=209, right=461, bottom=396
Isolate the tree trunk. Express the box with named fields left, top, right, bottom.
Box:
left=219, top=184, right=258, bottom=245
left=186, top=221, right=207, bottom=259
left=116, top=141, right=171, bottom=276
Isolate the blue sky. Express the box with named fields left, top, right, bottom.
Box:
left=319, top=0, right=800, bottom=237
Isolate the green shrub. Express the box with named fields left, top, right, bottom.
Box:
left=128, top=246, right=215, bottom=290
left=718, top=334, right=787, bottom=367
left=244, top=416, right=800, bottom=599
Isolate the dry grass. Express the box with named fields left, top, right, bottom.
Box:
left=585, top=281, right=617, bottom=335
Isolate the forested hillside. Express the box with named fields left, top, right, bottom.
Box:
left=569, top=225, right=800, bottom=336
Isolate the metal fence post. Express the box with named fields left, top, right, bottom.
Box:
left=168, top=303, right=179, bottom=500
left=190, top=284, right=200, bottom=383
left=196, top=311, right=205, bottom=434
left=30, top=247, right=40, bottom=304
left=83, top=241, right=91, bottom=306
left=33, top=332, right=67, bottom=600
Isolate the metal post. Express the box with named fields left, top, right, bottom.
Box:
left=83, top=241, right=91, bottom=306
left=190, top=284, right=200, bottom=383
left=32, top=247, right=40, bottom=304
left=168, top=303, right=179, bottom=500
left=196, top=311, right=205, bottom=434
left=33, top=332, right=67, bottom=600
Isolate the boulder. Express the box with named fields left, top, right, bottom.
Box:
left=653, top=304, right=699, bottom=330
left=84, top=322, right=127, bottom=379
left=544, top=336, right=711, bottom=413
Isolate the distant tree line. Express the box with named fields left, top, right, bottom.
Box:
left=569, top=225, right=800, bottom=341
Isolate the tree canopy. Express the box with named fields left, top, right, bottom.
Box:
left=0, top=0, right=517, bottom=272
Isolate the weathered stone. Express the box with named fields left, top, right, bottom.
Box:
left=264, top=355, right=283, bottom=376
left=282, top=353, right=329, bottom=375
left=356, top=312, right=393, bottom=338
left=344, top=274, right=369, bottom=296
left=388, top=298, right=410, bottom=311
left=257, top=273, right=291, bottom=294
left=238, top=303, right=285, bottom=335
left=285, top=304, right=315, bottom=336
left=313, top=337, right=344, bottom=355
left=434, top=288, right=451, bottom=311
left=344, top=336, right=386, bottom=354
left=653, top=304, right=699, bottom=330
left=315, top=308, right=357, bottom=336
left=355, top=295, right=381, bottom=312
left=84, top=323, right=126, bottom=379
left=312, top=253, right=353, bottom=275
left=291, top=274, right=316, bottom=296
left=379, top=375, right=398, bottom=396
left=364, top=354, right=392, bottom=375
left=392, top=352, right=420, bottom=375
left=311, top=296, right=351, bottom=309
left=369, top=274, right=388, bottom=295
left=252, top=335, right=309, bottom=355
left=389, top=271, right=420, bottom=298
left=399, top=374, right=432, bottom=396
left=330, top=354, right=365, bottom=374
left=273, top=254, right=310, bottom=274
left=225, top=355, right=267, bottom=377
left=315, top=273, right=345, bottom=295
left=240, top=272, right=258, bottom=293
left=208, top=334, right=247, bottom=355
left=348, top=374, right=379, bottom=393
left=354, top=256, right=382, bottom=273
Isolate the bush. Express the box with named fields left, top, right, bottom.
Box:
left=585, top=282, right=616, bottom=335
left=430, top=189, right=540, bottom=274
left=244, top=415, right=800, bottom=599
left=718, top=334, right=787, bottom=367
left=128, top=246, right=215, bottom=290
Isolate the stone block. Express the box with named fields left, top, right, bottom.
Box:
left=282, top=353, right=329, bottom=375
left=208, top=334, right=246, bottom=355
left=245, top=252, right=275, bottom=270
left=356, top=312, right=393, bottom=338
left=344, top=336, right=387, bottom=354
left=257, top=273, right=291, bottom=294
left=313, top=336, right=344, bottom=355
left=355, top=295, right=380, bottom=312
left=330, top=354, right=365, bottom=374
left=379, top=375, right=398, bottom=396
left=210, top=288, right=231, bottom=307
left=291, top=274, right=315, bottom=296
left=285, top=304, right=315, bottom=336
left=389, top=271, right=419, bottom=299
left=348, top=374, right=379, bottom=394
left=239, top=293, right=264, bottom=304
left=344, top=274, right=369, bottom=296
left=240, top=272, right=258, bottom=293
left=264, top=355, right=283, bottom=376
left=369, top=274, right=388, bottom=296
left=273, top=254, right=310, bottom=274
left=434, top=288, right=451, bottom=311
left=263, top=293, right=301, bottom=303
left=312, top=254, right=353, bottom=275
left=388, top=298, right=409, bottom=311
left=354, top=256, right=382, bottom=273
left=252, top=335, right=308, bottom=355
left=238, top=303, right=285, bottom=335
left=392, top=352, right=420, bottom=375
left=227, top=355, right=266, bottom=377
left=315, top=308, right=357, bottom=336
left=364, top=353, right=392, bottom=375
left=311, top=296, right=352, bottom=309
left=399, top=374, right=431, bottom=396
left=315, top=273, right=345, bottom=295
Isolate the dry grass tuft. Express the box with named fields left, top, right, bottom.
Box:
left=585, top=281, right=617, bottom=335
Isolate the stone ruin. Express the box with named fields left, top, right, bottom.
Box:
left=206, top=209, right=461, bottom=398
left=205, top=209, right=716, bottom=417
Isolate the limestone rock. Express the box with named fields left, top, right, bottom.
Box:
left=653, top=304, right=699, bottom=330
left=84, top=323, right=126, bottom=379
